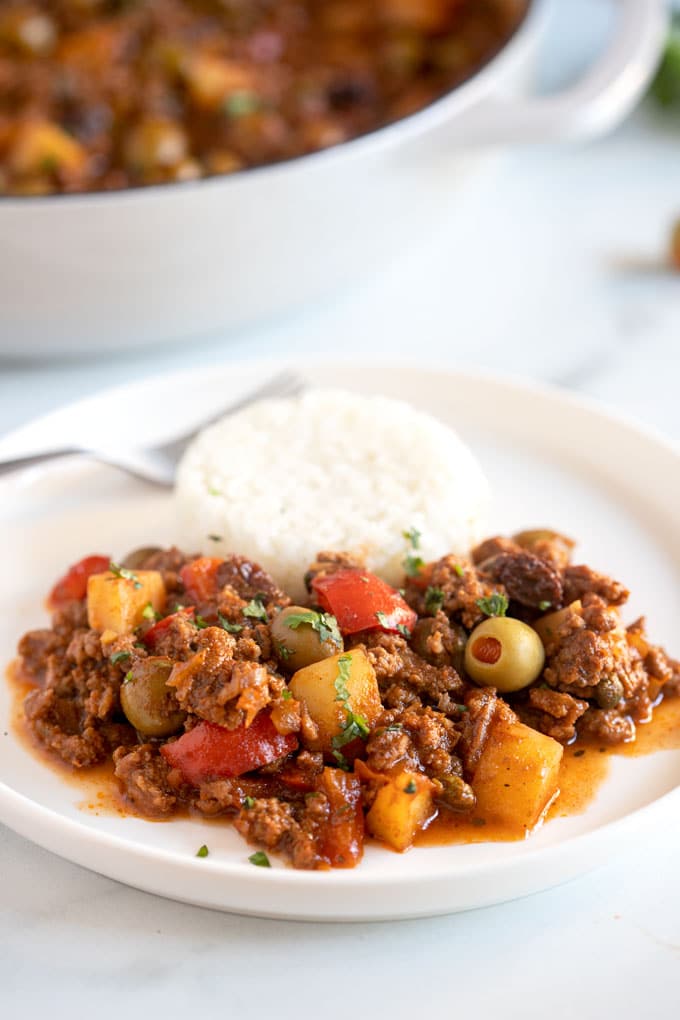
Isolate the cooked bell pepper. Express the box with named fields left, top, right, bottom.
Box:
left=311, top=569, right=417, bottom=636
left=160, top=713, right=298, bottom=785
left=180, top=556, right=223, bottom=604
left=317, top=768, right=364, bottom=868
left=144, top=607, right=195, bottom=650
left=48, top=554, right=110, bottom=609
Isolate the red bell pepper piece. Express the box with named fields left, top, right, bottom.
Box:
left=144, top=607, right=195, bottom=650
left=180, top=557, right=223, bottom=604
left=311, top=569, right=417, bottom=636
left=317, top=768, right=364, bottom=868
left=161, top=714, right=298, bottom=785
left=48, top=554, right=110, bottom=609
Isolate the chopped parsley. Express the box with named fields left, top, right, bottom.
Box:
left=538, top=600, right=552, bottom=612
left=196, top=844, right=209, bottom=858
left=243, top=796, right=256, bottom=809
left=424, top=586, right=445, bottom=615
left=284, top=609, right=342, bottom=648
left=218, top=612, right=243, bottom=634
left=224, top=90, right=263, bottom=117
left=404, top=779, right=417, bottom=795
left=276, top=641, right=293, bottom=661
left=332, top=653, right=370, bottom=750
left=110, top=650, right=131, bottom=665
left=396, top=623, right=412, bottom=639
left=332, top=750, right=351, bottom=771
left=453, top=564, right=465, bottom=578
left=109, top=562, right=142, bottom=589
left=403, top=554, right=425, bottom=578
left=375, top=611, right=390, bottom=629
left=194, top=615, right=209, bottom=630
left=208, top=486, right=222, bottom=497
left=141, top=602, right=159, bottom=621
left=242, top=596, right=268, bottom=622
left=207, top=534, right=223, bottom=542
left=248, top=850, right=271, bottom=868
left=402, top=527, right=422, bottom=549
left=281, top=689, right=293, bottom=701
left=476, top=592, right=509, bottom=618
left=123, top=670, right=133, bottom=684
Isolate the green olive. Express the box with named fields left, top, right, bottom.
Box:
left=270, top=605, right=343, bottom=673
left=120, top=657, right=186, bottom=737
left=121, top=546, right=162, bottom=570
left=464, top=617, right=545, bottom=693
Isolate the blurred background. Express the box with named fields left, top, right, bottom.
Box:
left=1, top=0, right=679, bottom=435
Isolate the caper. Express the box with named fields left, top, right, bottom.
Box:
left=464, top=617, right=545, bottom=693
left=121, top=546, right=162, bottom=570
left=270, top=605, right=343, bottom=673
left=120, top=657, right=186, bottom=737
left=595, top=675, right=624, bottom=709
left=436, top=774, right=476, bottom=812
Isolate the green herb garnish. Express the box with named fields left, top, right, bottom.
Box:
left=243, top=796, right=256, bottom=809
left=224, top=90, right=263, bottom=117
left=396, top=623, right=412, bottom=639
left=194, top=615, right=209, bottom=629
left=538, top=600, right=552, bottom=612
left=404, top=779, right=417, bottom=794
left=453, top=564, right=465, bottom=578
left=403, top=527, right=422, bottom=549
left=281, top=689, right=293, bottom=701
left=248, top=850, right=271, bottom=868
left=649, top=16, right=680, bottom=109
left=332, top=750, right=351, bottom=771
left=141, top=602, right=158, bottom=621
left=476, top=593, right=509, bottom=618
left=242, top=596, right=268, bottom=622
left=424, top=586, right=445, bottom=615
left=110, top=650, right=131, bottom=665
left=284, top=609, right=342, bottom=649
left=276, top=641, right=293, bottom=661
left=124, top=670, right=133, bottom=684
left=332, top=653, right=370, bottom=749
left=208, top=486, right=222, bottom=497
left=196, top=844, right=209, bottom=858
left=109, top=562, right=142, bottom=589
left=208, top=534, right=223, bottom=542
left=403, top=554, right=424, bottom=577
left=218, top=612, right=243, bottom=634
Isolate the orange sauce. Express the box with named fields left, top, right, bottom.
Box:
left=8, top=662, right=680, bottom=844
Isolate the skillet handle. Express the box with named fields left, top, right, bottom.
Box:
left=457, top=0, right=667, bottom=143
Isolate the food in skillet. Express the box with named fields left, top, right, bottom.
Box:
left=0, top=0, right=529, bottom=195
left=14, top=530, right=680, bottom=869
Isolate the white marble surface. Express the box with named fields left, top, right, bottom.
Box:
left=2, top=1, right=680, bottom=1014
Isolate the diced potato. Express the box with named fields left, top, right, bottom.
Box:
left=9, top=120, right=87, bottom=176
left=289, top=649, right=381, bottom=756
left=87, top=570, right=166, bottom=635
left=472, top=717, right=563, bottom=834
left=533, top=600, right=582, bottom=647
left=366, top=770, right=436, bottom=852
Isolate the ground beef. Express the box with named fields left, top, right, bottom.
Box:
left=113, top=744, right=177, bottom=816
left=193, top=778, right=242, bottom=817
left=458, top=687, right=515, bottom=776
left=365, top=716, right=420, bottom=774
left=409, top=612, right=466, bottom=671
left=479, top=550, right=563, bottom=610
left=578, top=708, right=635, bottom=745
left=17, top=628, right=61, bottom=683
left=24, top=687, right=109, bottom=767
left=135, top=546, right=194, bottom=594
left=146, top=613, right=200, bottom=659
left=234, top=797, right=297, bottom=852
left=471, top=536, right=519, bottom=564
left=304, top=550, right=366, bottom=589
left=563, top=564, right=629, bottom=607
left=360, top=631, right=465, bottom=716
left=523, top=687, right=588, bottom=743
left=406, top=555, right=503, bottom=630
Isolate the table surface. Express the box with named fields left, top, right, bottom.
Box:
left=2, top=2, right=680, bottom=1014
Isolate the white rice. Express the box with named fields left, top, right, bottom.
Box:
left=175, top=389, right=489, bottom=601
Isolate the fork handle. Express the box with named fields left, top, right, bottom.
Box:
left=0, top=448, right=79, bottom=478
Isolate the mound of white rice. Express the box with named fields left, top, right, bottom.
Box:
left=175, top=389, right=489, bottom=600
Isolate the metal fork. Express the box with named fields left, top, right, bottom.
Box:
left=0, top=369, right=305, bottom=487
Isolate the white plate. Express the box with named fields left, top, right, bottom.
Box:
left=1, top=359, right=679, bottom=921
